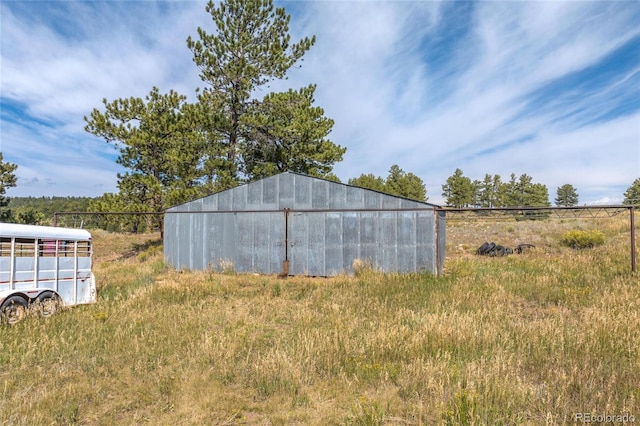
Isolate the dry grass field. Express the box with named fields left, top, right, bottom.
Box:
left=1, top=214, right=638, bottom=425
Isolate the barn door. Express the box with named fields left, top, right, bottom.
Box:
left=287, top=211, right=322, bottom=276
left=286, top=211, right=347, bottom=277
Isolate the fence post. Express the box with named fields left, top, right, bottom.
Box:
left=631, top=206, right=636, bottom=273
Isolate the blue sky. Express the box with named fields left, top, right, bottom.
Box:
left=1, top=0, right=639, bottom=205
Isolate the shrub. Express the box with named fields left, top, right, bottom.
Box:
left=560, top=229, right=605, bottom=249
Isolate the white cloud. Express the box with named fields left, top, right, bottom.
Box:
left=1, top=1, right=205, bottom=120
left=1, top=0, right=638, bottom=206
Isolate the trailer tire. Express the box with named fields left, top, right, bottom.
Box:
left=35, top=292, right=61, bottom=318
left=1, top=296, right=28, bottom=325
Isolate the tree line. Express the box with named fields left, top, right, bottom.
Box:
left=3, top=149, right=640, bottom=226
left=442, top=168, right=572, bottom=208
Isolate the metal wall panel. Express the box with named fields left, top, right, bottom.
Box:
left=278, top=172, right=294, bottom=208
left=329, top=184, right=347, bottom=209
left=236, top=213, right=254, bottom=272
left=234, top=212, right=283, bottom=274
left=268, top=212, right=285, bottom=273
left=217, top=190, right=232, bottom=211
left=380, top=212, right=397, bottom=272
left=190, top=212, right=204, bottom=270
left=342, top=212, right=359, bottom=272
left=307, top=212, right=326, bottom=276
left=381, top=196, right=401, bottom=210
left=187, top=198, right=203, bottom=212
left=294, top=174, right=312, bottom=208
left=166, top=172, right=440, bottom=214
left=202, top=194, right=217, bottom=211
left=289, top=212, right=308, bottom=275
left=207, top=213, right=237, bottom=269
left=284, top=210, right=440, bottom=275
left=346, top=185, right=364, bottom=208
left=359, top=212, right=378, bottom=265
left=416, top=211, right=436, bottom=273
left=263, top=177, right=278, bottom=207
left=324, top=212, right=343, bottom=276
left=232, top=185, right=247, bottom=211
left=247, top=178, right=262, bottom=208
left=400, top=198, right=428, bottom=209
left=254, top=213, right=271, bottom=273
left=311, top=180, right=328, bottom=209
left=364, top=190, right=381, bottom=209
left=397, top=212, right=417, bottom=273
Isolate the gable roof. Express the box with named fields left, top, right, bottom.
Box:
left=168, top=172, right=439, bottom=213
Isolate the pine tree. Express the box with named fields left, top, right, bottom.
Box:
left=555, top=184, right=579, bottom=207
left=0, top=153, right=18, bottom=222
left=348, top=174, right=386, bottom=192
left=348, top=166, right=427, bottom=201
left=242, top=85, right=345, bottom=180
left=187, top=0, right=320, bottom=187
left=85, top=87, right=206, bottom=224
left=623, top=178, right=640, bottom=206
left=478, top=174, right=502, bottom=207
left=501, top=173, right=550, bottom=207
left=442, top=168, right=474, bottom=207
left=385, top=165, right=428, bottom=201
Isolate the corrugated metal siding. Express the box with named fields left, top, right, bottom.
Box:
left=282, top=210, right=437, bottom=275
left=236, top=211, right=283, bottom=274
left=164, top=172, right=445, bottom=276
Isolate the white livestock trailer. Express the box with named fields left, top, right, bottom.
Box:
left=0, top=223, right=96, bottom=324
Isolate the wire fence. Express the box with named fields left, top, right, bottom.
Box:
left=441, top=205, right=636, bottom=272
left=52, top=212, right=164, bottom=235
left=52, top=205, right=637, bottom=272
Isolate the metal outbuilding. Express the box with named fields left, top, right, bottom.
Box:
left=164, top=172, right=445, bottom=276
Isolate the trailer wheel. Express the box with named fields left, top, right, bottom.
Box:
left=36, top=292, right=61, bottom=318
left=1, top=296, right=28, bottom=325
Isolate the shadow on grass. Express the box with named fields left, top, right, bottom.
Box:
left=117, top=238, right=163, bottom=261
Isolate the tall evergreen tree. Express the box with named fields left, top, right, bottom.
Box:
left=242, top=85, right=345, bottom=180
left=501, top=173, right=550, bottom=207
left=442, top=168, right=475, bottom=207
left=348, top=174, right=386, bottom=193
left=555, top=184, right=579, bottom=206
left=85, top=87, right=206, bottom=223
left=385, top=165, right=427, bottom=201
left=478, top=174, right=503, bottom=207
left=348, top=166, right=427, bottom=201
left=623, top=178, right=640, bottom=206
left=501, top=173, right=522, bottom=206
left=187, top=0, right=320, bottom=188
left=528, top=182, right=551, bottom=207
left=0, top=153, right=18, bottom=222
